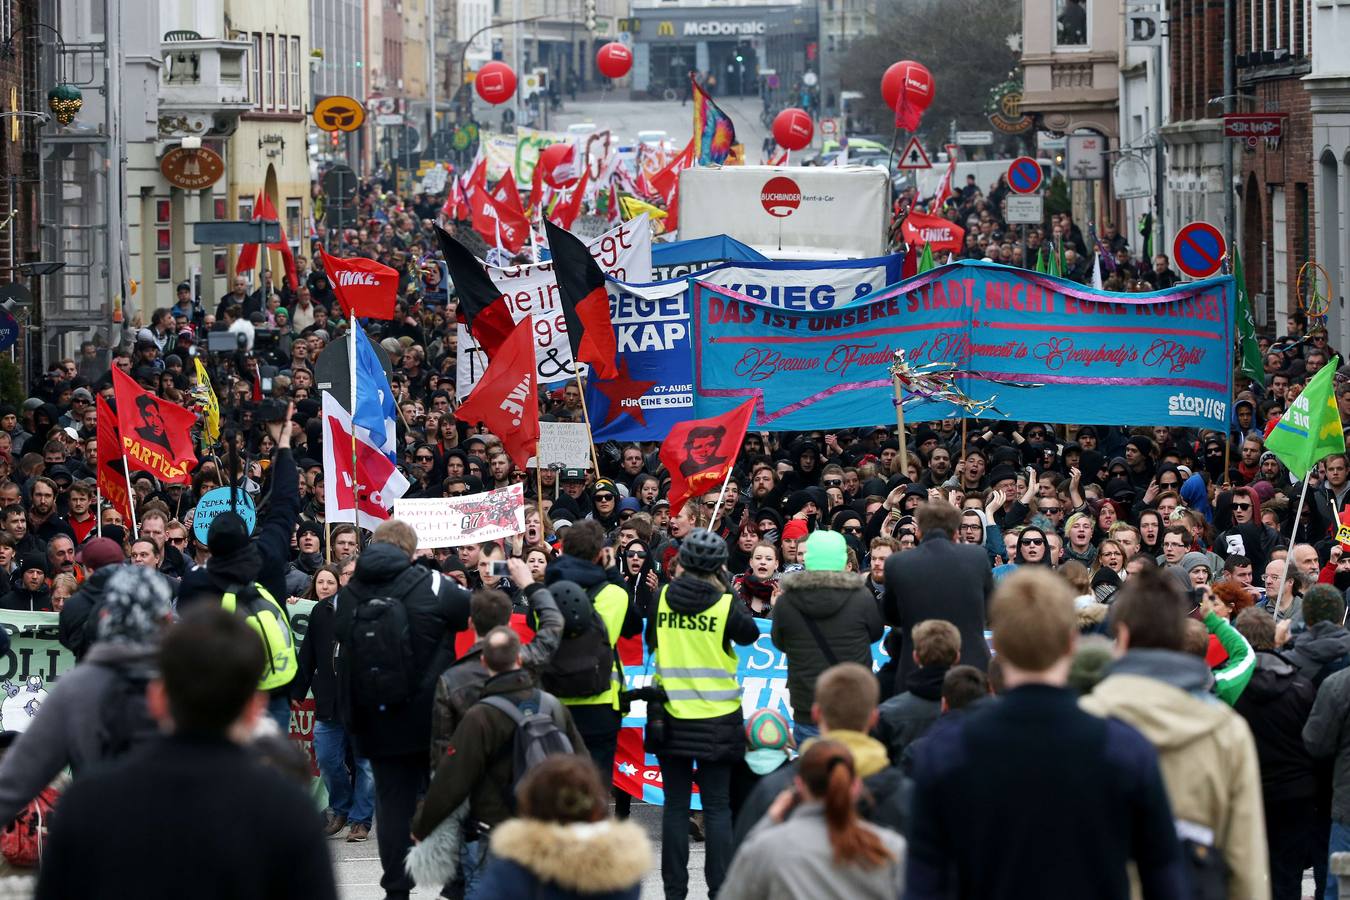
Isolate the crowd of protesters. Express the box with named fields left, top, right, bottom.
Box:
left=0, top=171, right=1337, bottom=900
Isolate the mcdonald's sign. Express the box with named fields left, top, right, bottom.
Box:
left=656, top=20, right=675, bottom=36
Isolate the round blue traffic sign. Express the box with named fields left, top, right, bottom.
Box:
left=1007, top=156, right=1043, bottom=194
left=1172, top=222, right=1226, bottom=279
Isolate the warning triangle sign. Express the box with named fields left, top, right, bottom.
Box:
left=897, top=137, right=932, bottom=170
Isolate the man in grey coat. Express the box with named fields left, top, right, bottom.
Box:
left=882, top=502, right=992, bottom=697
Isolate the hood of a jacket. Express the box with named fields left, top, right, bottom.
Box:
left=479, top=667, right=537, bottom=699
left=294, top=551, right=324, bottom=576
left=779, top=569, right=867, bottom=619
left=903, top=664, right=947, bottom=702
left=663, top=575, right=725, bottom=615
left=1291, top=621, right=1350, bottom=665
left=490, top=818, right=651, bottom=894
left=1241, top=651, right=1299, bottom=702
left=801, top=728, right=890, bottom=778
left=1084, top=651, right=1231, bottom=751
left=545, top=554, right=608, bottom=591
left=205, top=541, right=263, bottom=588
left=353, top=542, right=417, bottom=583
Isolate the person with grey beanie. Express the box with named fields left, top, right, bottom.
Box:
left=0, top=564, right=175, bottom=824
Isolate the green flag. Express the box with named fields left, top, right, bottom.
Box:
left=1139, top=212, right=1154, bottom=260
left=1231, top=248, right=1263, bottom=385
left=1034, top=246, right=1047, bottom=274
left=1265, top=356, right=1346, bottom=480
left=917, top=242, right=935, bottom=274
left=1048, top=242, right=1063, bottom=277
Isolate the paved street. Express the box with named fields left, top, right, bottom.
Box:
left=333, top=801, right=707, bottom=899
left=545, top=91, right=771, bottom=159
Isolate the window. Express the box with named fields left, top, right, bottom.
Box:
left=278, top=37, right=288, bottom=109
left=1055, top=0, right=1088, bottom=46
left=156, top=200, right=171, bottom=223
left=215, top=253, right=228, bottom=276
left=157, top=259, right=171, bottom=281
left=251, top=33, right=262, bottom=106
left=286, top=198, right=303, bottom=253
left=214, top=198, right=227, bottom=220
left=266, top=34, right=276, bottom=110
left=156, top=229, right=171, bottom=252
left=238, top=197, right=254, bottom=220
left=290, top=36, right=302, bottom=110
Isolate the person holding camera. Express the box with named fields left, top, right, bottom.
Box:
left=646, top=528, right=759, bottom=900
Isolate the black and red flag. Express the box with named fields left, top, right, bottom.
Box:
left=434, top=224, right=516, bottom=358
left=95, top=395, right=133, bottom=524
left=543, top=219, right=619, bottom=380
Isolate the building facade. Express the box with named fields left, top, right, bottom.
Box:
left=626, top=2, right=815, bottom=101
left=1235, top=0, right=1311, bottom=336
left=1305, top=0, right=1350, bottom=348
left=1020, top=0, right=1120, bottom=229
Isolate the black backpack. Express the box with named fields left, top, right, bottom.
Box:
left=539, top=583, right=614, bottom=699
left=344, top=596, right=417, bottom=711
left=480, top=691, right=573, bottom=810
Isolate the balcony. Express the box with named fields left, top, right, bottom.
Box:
left=158, top=31, right=254, bottom=138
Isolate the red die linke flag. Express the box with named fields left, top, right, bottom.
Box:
left=659, top=399, right=755, bottom=515
left=544, top=219, right=619, bottom=379
left=317, top=245, right=398, bottom=320
left=95, top=394, right=133, bottom=525
left=900, top=210, right=966, bottom=256
left=455, top=318, right=540, bottom=470
left=111, top=366, right=199, bottom=484
left=435, top=225, right=516, bottom=359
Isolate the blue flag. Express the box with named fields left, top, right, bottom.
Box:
left=352, top=326, right=397, bottom=461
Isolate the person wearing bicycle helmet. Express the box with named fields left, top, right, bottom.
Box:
left=646, top=528, right=759, bottom=900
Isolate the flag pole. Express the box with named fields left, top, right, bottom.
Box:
left=893, top=375, right=908, bottom=478
left=534, top=464, right=545, bottom=543
left=122, top=464, right=139, bottom=540
left=350, top=323, right=361, bottom=530
left=708, top=462, right=737, bottom=528
left=1273, top=474, right=1311, bottom=622
left=96, top=479, right=102, bottom=539
left=324, top=520, right=332, bottom=564
left=573, top=369, right=603, bottom=476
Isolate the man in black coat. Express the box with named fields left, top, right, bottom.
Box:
left=334, top=519, right=470, bottom=900
left=882, top=501, right=992, bottom=697
left=36, top=605, right=337, bottom=900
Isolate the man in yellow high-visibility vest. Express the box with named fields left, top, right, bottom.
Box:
left=647, top=528, right=758, bottom=900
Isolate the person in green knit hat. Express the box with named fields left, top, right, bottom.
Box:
left=771, top=529, right=884, bottom=743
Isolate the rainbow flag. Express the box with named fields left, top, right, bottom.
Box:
left=691, top=76, right=736, bottom=165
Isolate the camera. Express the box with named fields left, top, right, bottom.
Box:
left=258, top=399, right=288, bottom=424
left=489, top=559, right=510, bottom=579
left=618, top=684, right=667, bottom=717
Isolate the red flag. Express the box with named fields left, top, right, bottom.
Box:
left=659, top=400, right=755, bottom=515
left=468, top=182, right=529, bottom=253
left=435, top=225, right=516, bottom=358
left=111, top=367, right=199, bottom=485
left=95, top=395, right=133, bottom=524
left=900, top=211, right=966, bottom=254
left=544, top=220, right=618, bottom=379
left=236, top=192, right=300, bottom=291
left=547, top=167, right=590, bottom=230
left=649, top=140, right=692, bottom=200
left=491, top=170, right=526, bottom=217
left=932, top=153, right=956, bottom=210
left=455, top=319, right=540, bottom=470
left=317, top=245, right=399, bottom=320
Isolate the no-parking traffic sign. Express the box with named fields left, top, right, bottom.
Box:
left=1172, top=222, right=1226, bottom=279
left=1007, top=156, right=1042, bottom=194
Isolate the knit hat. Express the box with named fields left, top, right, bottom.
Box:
left=95, top=564, right=175, bottom=646
left=1178, top=551, right=1211, bottom=577
left=77, top=537, right=125, bottom=570
left=17, top=555, right=46, bottom=577
left=207, top=511, right=251, bottom=556
left=803, top=530, right=847, bottom=572
left=781, top=519, right=809, bottom=542
left=744, top=708, right=795, bottom=775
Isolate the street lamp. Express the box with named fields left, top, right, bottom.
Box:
left=0, top=23, right=82, bottom=125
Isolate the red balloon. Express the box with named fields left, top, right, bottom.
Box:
left=596, top=42, right=633, bottom=79
left=772, top=108, right=814, bottom=152
left=538, top=143, right=578, bottom=189
left=475, top=62, right=516, bottom=105
left=881, top=60, right=934, bottom=129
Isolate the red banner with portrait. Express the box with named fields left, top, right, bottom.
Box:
left=95, top=395, right=133, bottom=524
left=657, top=399, right=754, bottom=516
left=111, top=368, right=199, bottom=484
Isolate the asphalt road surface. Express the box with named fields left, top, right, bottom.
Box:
left=332, top=801, right=706, bottom=899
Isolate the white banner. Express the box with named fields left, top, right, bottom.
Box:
left=393, top=483, right=527, bottom=549
left=456, top=215, right=653, bottom=397
left=526, top=421, right=593, bottom=470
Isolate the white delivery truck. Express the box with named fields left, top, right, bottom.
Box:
left=678, top=165, right=891, bottom=260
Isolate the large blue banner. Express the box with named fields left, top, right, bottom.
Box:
left=588, top=253, right=905, bottom=442
left=691, top=260, right=1236, bottom=430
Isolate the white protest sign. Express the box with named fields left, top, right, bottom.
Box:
left=393, top=483, right=527, bottom=549
left=456, top=215, right=652, bottom=397
left=526, top=421, right=593, bottom=469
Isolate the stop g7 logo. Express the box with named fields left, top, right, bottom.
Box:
left=760, top=176, right=801, bottom=218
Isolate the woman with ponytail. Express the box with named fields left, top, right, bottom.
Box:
left=719, top=740, right=905, bottom=899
